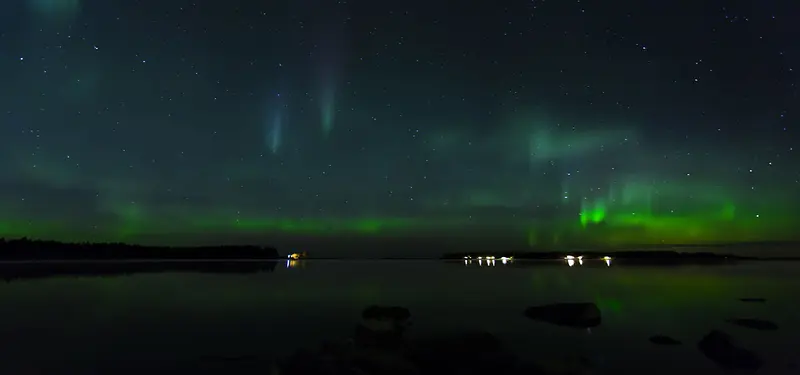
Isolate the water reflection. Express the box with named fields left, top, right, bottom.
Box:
left=0, top=255, right=622, bottom=281
left=285, top=259, right=307, bottom=269
left=0, top=259, right=796, bottom=375
left=0, top=261, right=278, bottom=281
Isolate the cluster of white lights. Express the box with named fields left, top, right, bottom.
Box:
left=564, top=255, right=613, bottom=266
left=463, top=255, right=514, bottom=266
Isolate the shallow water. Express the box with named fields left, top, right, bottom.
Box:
left=0, top=259, right=798, bottom=374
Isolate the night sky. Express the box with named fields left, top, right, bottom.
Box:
left=1, top=0, right=798, bottom=255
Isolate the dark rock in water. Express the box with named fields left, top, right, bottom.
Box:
left=516, top=356, right=594, bottom=375
left=362, top=305, right=411, bottom=321
left=512, top=361, right=550, bottom=375
left=360, top=305, right=412, bottom=334
left=277, top=340, right=420, bottom=375
left=199, top=354, right=257, bottom=362
left=524, top=302, right=601, bottom=328
left=355, top=305, right=413, bottom=350
left=354, top=322, right=407, bottom=351
left=349, top=350, right=421, bottom=375
left=697, top=330, right=763, bottom=372
left=738, top=297, right=766, bottom=303
left=649, top=335, right=682, bottom=345
left=279, top=305, right=594, bottom=375
left=726, top=318, right=779, bottom=331
left=409, top=331, right=518, bottom=375
left=278, top=306, right=419, bottom=374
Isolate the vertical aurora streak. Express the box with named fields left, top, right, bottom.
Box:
left=320, top=85, right=335, bottom=136
left=269, top=112, right=282, bottom=154
left=1, top=0, right=797, bottom=255
left=313, top=2, right=346, bottom=137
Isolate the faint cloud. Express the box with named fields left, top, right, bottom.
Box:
left=28, top=0, right=81, bottom=20
left=0, top=180, right=101, bottom=221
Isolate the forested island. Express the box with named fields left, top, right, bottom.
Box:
left=0, top=238, right=281, bottom=261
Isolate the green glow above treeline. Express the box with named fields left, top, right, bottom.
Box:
left=3, top=112, right=797, bottom=248
left=2, top=202, right=798, bottom=247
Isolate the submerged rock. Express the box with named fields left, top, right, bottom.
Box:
left=409, top=331, right=518, bottom=375
left=278, top=305, right=600, bottom=375
left=355, top=305, right=412, bottom=350
left=277, top=340, right=420, bottom=375
left=360, top=305, right=412, bottom=336
left=525, top=356, right=594, bottom=375
left=362, top=305, right=411, bottom=321
left=277, top=306, right=418, bottom=374
left=697, top=330, right=762, bottom=372
left=648, top=335, right=682, bottom=345
left=199, top=354, right=257, bottom=362
left=278, top=306, right=537, bottom=375
left=354, top=322, right=407, bottom=351
left=738, top=297, right=766, bottom=303
left=523, top=303, right=601, bottom=328
left=726, top=318, right=779, bottom=331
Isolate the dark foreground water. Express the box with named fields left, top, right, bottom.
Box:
left=0, top=259, right=798, bottom=374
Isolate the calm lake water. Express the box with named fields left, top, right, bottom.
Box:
left=0, top=259, right=798, bottom=374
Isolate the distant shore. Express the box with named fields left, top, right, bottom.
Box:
left=441, top=249, right=800, bottom=264
left=0, top=238, right=281, bottom=261
left=1, top=237, right=799, bottom=262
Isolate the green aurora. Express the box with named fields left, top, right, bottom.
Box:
left=2, top=189, right=798, bottom=247
left=2, top=88, right=796, bottom=249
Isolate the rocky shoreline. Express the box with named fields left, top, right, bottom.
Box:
left=273, top=300, right=779, bottom=375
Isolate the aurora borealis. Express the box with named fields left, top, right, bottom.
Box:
left=0, top=0, right=798, bottom=255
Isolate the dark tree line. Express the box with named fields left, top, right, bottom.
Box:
left=0, top=237, right=281, bottom=261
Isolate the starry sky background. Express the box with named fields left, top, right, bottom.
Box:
left=0, top=0, right=798, bottom=256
